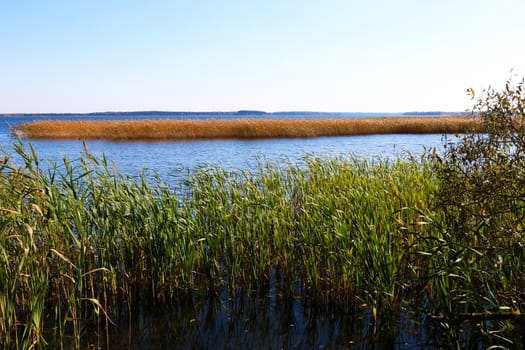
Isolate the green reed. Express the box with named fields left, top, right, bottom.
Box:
left=1, top=140, right=524, bottom=348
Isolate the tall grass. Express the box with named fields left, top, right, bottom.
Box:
left=0, top=140, right=523, bottom=348
left=14, top=116, right=476, bottom=141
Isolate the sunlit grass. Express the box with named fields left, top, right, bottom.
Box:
left=15, top=116, right=477, bottom=141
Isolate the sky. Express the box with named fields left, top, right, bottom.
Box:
left=1, top=0, right=525, bottom=114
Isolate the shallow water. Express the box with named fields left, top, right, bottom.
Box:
left=84, top=293, right=417, bottom=349
left=75, top=288, right=524, bottom=349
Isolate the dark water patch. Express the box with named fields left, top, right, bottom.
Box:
left=78, top=291, right=414, bottom=349
left=70, top=285, right=525, bottom=349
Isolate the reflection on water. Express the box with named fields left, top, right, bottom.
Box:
left=83, top=290, right=416, bottom=349
left=79, top=288, right=524, bottom=349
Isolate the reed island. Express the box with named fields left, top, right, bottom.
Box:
left=14, top=116, right=475, bottom=141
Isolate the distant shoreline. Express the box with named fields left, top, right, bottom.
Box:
left=1, top=110, right=467, bottom=118
left=15, top=116, right=477, bottom=141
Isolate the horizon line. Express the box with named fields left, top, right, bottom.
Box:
left=0, top=110, right=466, bottom=117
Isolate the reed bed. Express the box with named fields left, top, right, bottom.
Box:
left=15, top=116, right=477, bottom=141
left=1, top=140, right=523, bottom=348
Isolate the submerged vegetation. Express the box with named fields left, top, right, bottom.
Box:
left=15, top=116, right=476, bottom=141
left=2, top=79, right=525, bottom=348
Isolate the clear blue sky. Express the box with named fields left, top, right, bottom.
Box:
left=1, top=0, right=524, bottom=113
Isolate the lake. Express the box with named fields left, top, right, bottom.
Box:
left=0, top=113, right=452, bottom=184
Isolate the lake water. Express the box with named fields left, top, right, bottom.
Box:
left=1, top=113, right=452, bottom=185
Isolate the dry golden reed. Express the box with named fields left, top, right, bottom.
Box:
left=15, top=116, right=477, bottom=141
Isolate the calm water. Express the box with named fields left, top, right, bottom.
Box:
left=1, top=113, right=451, bottom=185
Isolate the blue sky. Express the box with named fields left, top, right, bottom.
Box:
left=1, top=0, right=524, bottom=113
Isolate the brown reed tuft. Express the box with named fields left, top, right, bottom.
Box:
left=14, top=116, right=478, bottom=141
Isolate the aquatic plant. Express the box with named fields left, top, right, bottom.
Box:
left=14, top=116, right=476, bottom=141
left=0, top=137, right=523, bottom=348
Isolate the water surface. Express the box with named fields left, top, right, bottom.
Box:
left=1, top=113, right=453, bottom=184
